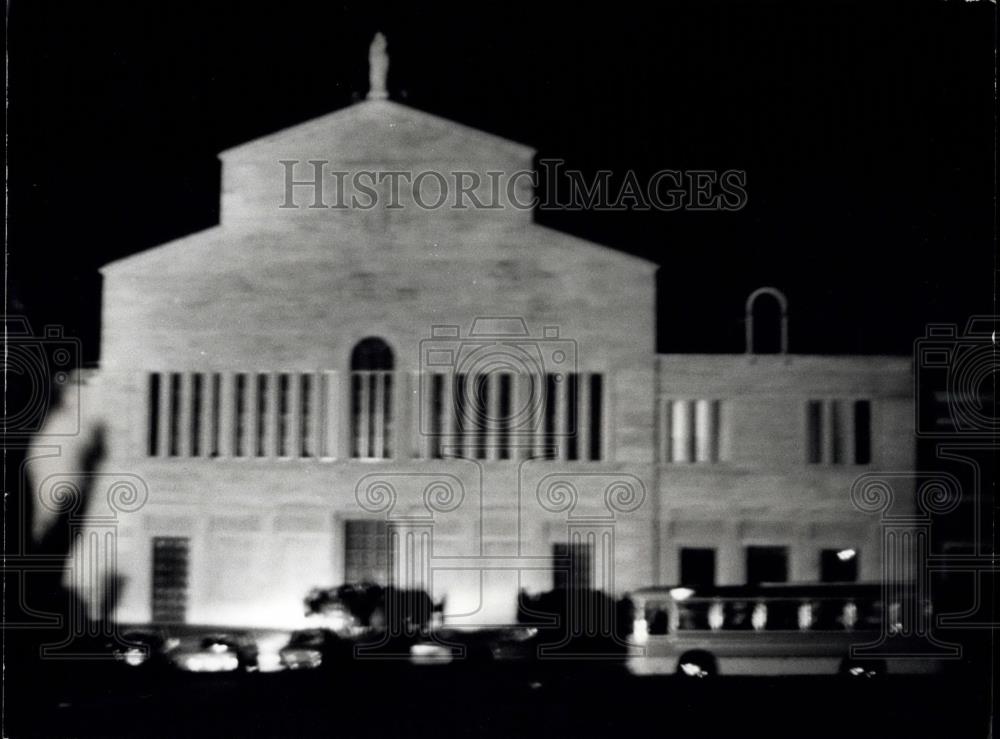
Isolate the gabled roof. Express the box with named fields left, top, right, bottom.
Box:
left=100, top=99, right=657, bottom=275
left=99, top=221, right=658, bottom=276
left=218, top=99, right=535, bottom=163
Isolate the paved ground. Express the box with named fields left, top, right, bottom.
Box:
left=9, top=659, right=992, bottom=738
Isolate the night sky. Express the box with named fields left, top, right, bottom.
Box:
left=8, top=0, right=995, bottom=361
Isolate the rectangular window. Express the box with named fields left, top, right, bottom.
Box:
left=453, top=373, right=467, bottom=459
left=854, top=400, right=871, bottom=464
left=695, top=399, right=720, bottom=462
left=669, top=399, right=691, bottom=462
left=543, top=373, right=558, bottom=460
left=746, top=546, right=788, bottom=585
left=566, top=373, right=579, bottom=461
left=210, top=373, right=221, bottom=457
left=808, top=399, right=872, bottom=465
left=256, top=373, right=268, bottom=457
left=381, top=372, right=393, bottom=459
left=430, top=373, right=444, bottom=460
left=351, top=371, right=392, bottom=459
left=300, top=374, right=312, bottom=458
left=151, top=536, right=189, bottom=623
left=168, top=373, right=181, bottom=457
left=664, top=399, right=720, bottom=463
left=317, top=373, right=331, bottom=458
left=234, top=373, right=247, bottom=457
left=147, top=373, right=161, bottom=456
left=351, top=373, right=363, bottom=458
left=589, top=374, right=603, bottom=461
left=807, top=400, right=823, bottom=464
left=497, top=373, right=511, bottom=460
left=277, top=373, right=290, bottom=457
left=474, top=374, right=488, bottom=460
left=190, top=373, right=203, bottom=457
left=821, top=548, right=859, bottom=583
left=344, top=520, right=390, bottom=585
left=680, top=547, right=716, bottom=587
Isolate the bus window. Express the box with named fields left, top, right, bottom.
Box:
left=764, top=599, right=800, bottom=630
left=677, top=600, right=712, bottom=631
left=645, top=602, right=670, bottom=635
left=860, top=599, right=884, bottom=630
left=724, top=600, right=754, bottom=630
left=814, top=599, right=847, bottom=630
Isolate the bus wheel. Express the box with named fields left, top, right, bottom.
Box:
left=677, top=651, right=717, bottom=678
left=840, top=658, right=884, bottom=679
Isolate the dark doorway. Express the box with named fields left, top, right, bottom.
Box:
left=151, top=536, right=189, bottom=623
left=344, top=519, right=390, bottom=585
left=820, top=548, right=859, bottom=583
left=745, top=545, right=788, bottom=585
left=680, top=547, right=716, bottom=587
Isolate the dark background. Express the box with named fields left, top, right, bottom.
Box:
left=8, top=0, right=995, bottom=360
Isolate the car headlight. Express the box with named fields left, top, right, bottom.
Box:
left=183, top=653, right=240, bottom=672
left=409, top=643, right=452, bottom=665
left=123, top=648, right=148, bottom=667
left=281, top=649, right=323, bottom=669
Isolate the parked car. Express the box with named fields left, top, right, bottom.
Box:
left=111, top=628, right=175, bottom=669
left=279, top=628, right=349, bottom=670
left=169, top=633, right=258, bottom=673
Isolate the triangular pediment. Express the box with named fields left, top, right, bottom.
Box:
left=219, top=99, right=534, bottom=167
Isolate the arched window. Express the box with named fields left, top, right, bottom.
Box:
left=745, top=287, right=788, bottom=355
left=351, top=338, right=394, bottom=372
left=350, top=338, right=394, bottom=458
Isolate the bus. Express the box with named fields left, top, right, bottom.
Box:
left=627, top=583, right=943, bottom=678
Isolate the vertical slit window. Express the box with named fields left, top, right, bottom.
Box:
left=210, top=373, right=221, bottom=457
left=147, top=373, right=160, bottom=457
left=190, top=374, right=203, bottom=457
left=694, top=399, right=718, bottom=463
left=566, top=373, right=579, bottom=461
left=711, top=399, right=722, bottom=462
left=300, top=374, right=312, bottom=458
left=670, top=400, right=692, bottom=463
left=278, top=373, right=290, bottom=457
left=168, top=372, right=181, bottom=457
left=854, top=400, right=871, bottom=464
left=430, top=374, right=444, bottom=460
left=588, top=374, right=601, bottom=461
left=454, top=373, right=467, bottom=459
left=475, top=374, right=489, bottom=460
left=498, top=373, right=511, bottom=460
left=351, top=373, right=363, bottom=458
left=367, top=373, right=377, bottom=456
left=544, top=373, right=558, bottom=460
left=382, top=372, right=393, bottom=459
left=256, top=374, right=268, bottom=457
left=234, top=373, right=246, bottom=457
left=318, top=373, right=330, bottom=458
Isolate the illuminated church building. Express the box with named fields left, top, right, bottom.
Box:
left=33, top=39, right=914, bottom=628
